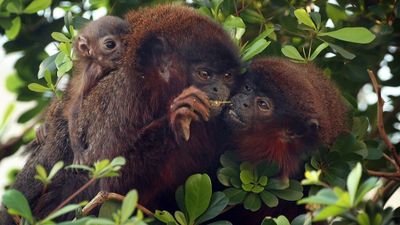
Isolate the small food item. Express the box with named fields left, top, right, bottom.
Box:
left=210, top=100, right=232, bottom=107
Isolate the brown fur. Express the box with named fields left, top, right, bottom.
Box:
left=1, top=5, right=240, bottom=223
left=219, top=57, right=348, bottom=225
left=65, top=16, right=129, bottom=158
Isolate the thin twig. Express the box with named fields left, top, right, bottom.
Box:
left=367, top=69, right=400, bottom=169
left=367, top=170, right=400, bottom=180
left=372, top=179, right=397, bottom=203
left=50, top=178, right=97, bottom=215
left=11, top=215, right=21, bottom=225
left=81, top=191, right=154, bottom=217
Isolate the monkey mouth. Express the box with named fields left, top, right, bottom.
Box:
left=226, top=109, right=246, bottom=127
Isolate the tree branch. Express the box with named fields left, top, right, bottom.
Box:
left=81, top=191, right=154, bottom=217
left=367, top=69, right=400, bottom=170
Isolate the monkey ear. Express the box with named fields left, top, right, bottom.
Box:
left=137, top=34, right=172, bottom=81
left=77, top=36, right=91, bottom=57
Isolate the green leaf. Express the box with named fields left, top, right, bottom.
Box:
left=291, top=214, right=312, bottom=225
left=273, top=215, right=290, bottom=225
left=42, top=204, right=81, bottom=222
left=121, top=190, right=138, bottom=222
left=326, top=42, right=355, bottom=59
left=243, top=193, right=261, bottom=212
left=313, top=205, right=348, bottom=221
left=261, top=218, right=277, bottom=225
left=86, top=218, right=115, bottom=225
left=72, top=16, right=90, bottom=30
left=266, top=179, right=289, bottom=190
left=0, top=103, right=15, bottom=129
left=347, top=163, right=362, bottom=205
left=326, top=3, right=347, bottom=25
left=310, top=12, right=321, bottom=29
left=240, top=9, right=265, bottom=24
left=6, top=1, right=22, bottom=14
left=281, top=45, right=304, bottom=61
left=310, top=42, right=329, bottom=60
left=66, top=164, right=93, bottom=171
left=294, top=9, right=316, bottom=30
left=155, top=210, right=178, bottom=224
left=28, top=83, right=51, bottom=93
left=38, top=53, right=58, bottom=79
left=298, top=189, right=338, bottom=205
left=174, top=211, right=187, bottom=225
left=223, top=188, right=247, bottom=204
left=185, top=174, right=212, bottom=224
left=23, top=0, right=51, bottom=14
left=48, top=161, right=64, bottom=180
left=2, top=189, right=33, bottom=223
left=318, top=27, right=376, bottom=44
left=51, top=32, right=71, bottom=43
left=5, top=16, right=21, bottom=40
left=270, top=180, right=303, bottom=201
left=223, top=15, right=245, bottom=41
left=357, top=211, right=371, bottom=225
left=241, top=39, right=270, bottom=62
left=355, top=177, right=379, bottom=205
left=98, top=200, right=120, bottom=219
left=175, top=186, right=185, bottom=212
left=240, top=169, right=254, bottom=184
left=196, top=192, right=229, bottom=224
left=352, top=117, right=369, bottom=139
left=57, top=217, right=91, bottom=225
left=217, top=167, right=238, bottom=186
left=260, top=191, right=278, bottom=207
left=35, top=165, right=47, bottom=179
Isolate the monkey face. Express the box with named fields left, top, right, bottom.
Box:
left=224, top=72, right=319, bottom=144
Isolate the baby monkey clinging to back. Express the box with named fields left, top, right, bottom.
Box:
left=66, top=16, right=129, bottom=154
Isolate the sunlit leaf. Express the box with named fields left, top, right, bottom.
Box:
left=281, top=45, right=304, bottom=61
left=2, top=189, right=33, bottom=223
left=294, top=9, right=316, bottom=30
left=319, top=28, right=376, bottom=44
left=23, top=0, right=52, bottom=14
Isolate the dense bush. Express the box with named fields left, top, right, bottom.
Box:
left=1, top=0, right=400, bottom=224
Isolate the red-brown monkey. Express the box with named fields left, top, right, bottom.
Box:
left=218, top=57, right=348, bottom=224
left=0, top=5, right=241, bottom=223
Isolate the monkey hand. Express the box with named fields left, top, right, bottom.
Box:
left=169, top=86, right=211, bottom=142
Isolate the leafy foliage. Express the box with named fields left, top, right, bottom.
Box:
left=1, top=0, right=400, bottom=224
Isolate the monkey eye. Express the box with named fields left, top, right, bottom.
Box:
left=197, top=70, right=211, bottom=80
left=104, top=39, right=116, bottom=49
left=257, top=98, right=272, bottom=111
left=223, top=72, right=232, bottom=80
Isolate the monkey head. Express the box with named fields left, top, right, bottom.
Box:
left=224, top=58, right=348, bottom=176
left=75, top=16, right=130, bottom=67
left=125, top=6, right=241, bottom=117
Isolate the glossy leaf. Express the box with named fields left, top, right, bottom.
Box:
left=121, top=190, right=138, bottom=222
left=294, top=9, right=316, bottom=30
left=28, top=83, right=51, bottom=92
left=243, top=193, right=261, bottom=212
left=185, top=174, right=212, bottom=224
left=347, top=163, right=362, bottom=205
left=260, top=190, right=278, bottom=207
left=281, top=45, right=304, bottom=61
left=242, top=39, right=270, bottom=62
left=2, top=189, right=33, bottom=223
left=196, top=192, right=229, bottom=224
left=319, top=28, right=376, bottom=44
left=310, top=42, right=329, bottom=60
left=23, top=0, right=52, bottom=14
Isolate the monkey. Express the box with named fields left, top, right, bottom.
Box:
left=217, top=57, right=348, bottom=224
left=65, top=16, right=130, bottom=158
left=0, top=5, right=241, bottom=223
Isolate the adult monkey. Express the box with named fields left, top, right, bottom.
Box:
left=218, top=57, right=348, bottom=224
left=0, top=4, right=240, bottom=223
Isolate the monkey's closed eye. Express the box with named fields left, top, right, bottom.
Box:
left=197, top=70, right=211, bottom=80
left=257, top=98, right=272, bottom=111
left=104, top=39, right=117, bottom=49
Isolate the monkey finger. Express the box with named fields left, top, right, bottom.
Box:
left=171, top=107, right=200, bottom=125
left=170, top=97, right=210, bottom=121
left=180, top=117, right=192, bottom=141
left=173, top=86, right=210, bottom=108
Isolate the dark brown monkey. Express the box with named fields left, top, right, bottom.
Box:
left=220, top=57, right=348, bottom=224
left=66, top=16, right=129, bottom=158
left=1, top=5, right=240, bottom=223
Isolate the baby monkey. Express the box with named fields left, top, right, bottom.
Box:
left=65, top=16, right=129, bottom=156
